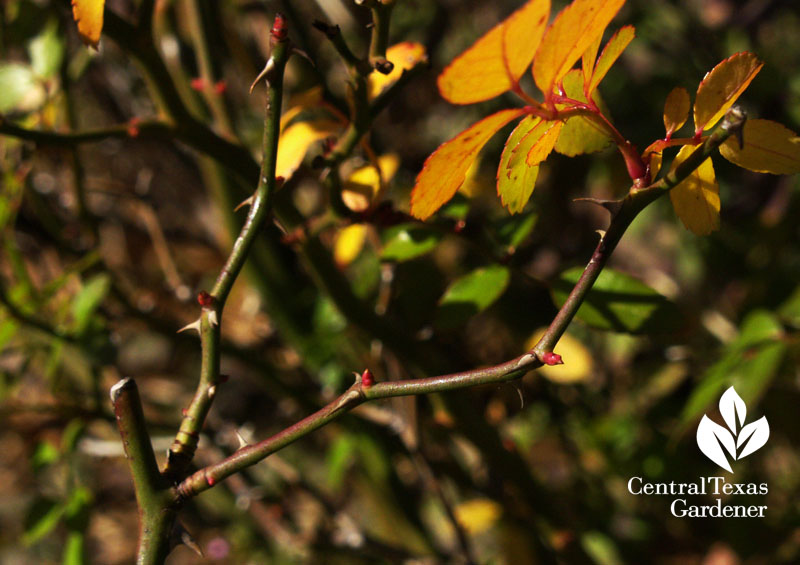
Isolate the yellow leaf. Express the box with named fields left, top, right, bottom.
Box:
left=497, top=116, right=543, bottom=214
left=368, top=42, right=427, bottom=100
left=280, top=87, right=324, bottom=132
left=454, top=499, right=502, bottom=535
left=72, top=0, right=105, bottom=48
left=663, top=86, right=690, bottom=139
left=554, top=69, right=612, bottom=156
left=649, top=150, right=662, bottom=179
left=411, top=108, right=526, bottom=220
left=524, top=120, right=563, bottom=166
left=525, top=329, right=594, bottom=384
left=533, top=0, right=626, bottom=98
left=719, top=119, right=800, bottom=174
left=581, top=34, right=603, bottom=88
left=669, top=144, right=720, bottom=235
left=586, top=25, right=634, bottom=96
left=334, top=224, right=369, bottom=267
left=342, top=154, right=401, bottom=212
left=438, top=0, right=550, bottom=105
left=275, top=120, right=339, bottom=180
left=694, top=52, right=762, bottom=134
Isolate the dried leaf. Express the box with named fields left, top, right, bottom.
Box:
left=71, top=0, right=105, bottom=48
left=719, top=119, right=800, bottom=174
left=533, top=0, right=626, bottom=98
left=411, top=108, right=525, bottom=220
left=368, top=42, right=427, bottom=100
left=586, top=25, right=634, bottom=96
left=438, top=0, right=550, bottom=104
left=694, top=52, right=762, bottom=134
left=663, top=86, right=690, bottom=138
left=669, top=144, right=720, bottom=235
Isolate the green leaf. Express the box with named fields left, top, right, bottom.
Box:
left=778, top=285, right=800, bottom=328
left=554, top=69, right=613, bottom=157
left=551, top=267, right=681, bottom=334
left=62, top=532, right=86, bottom=565
left=0, top=63, right=42, bottom=113
left=32, top=441, right=60, bottom=471
left=23, top=497, right=66, bottom=546
left=435, top=265, right=510, bottom=330
left=326, top=435, right=356, bottom=490
left=29, top=20, right=64, bottom=78
left=680, top=310, right=785, bottom=430
left=495, top=212, right=537, bottom=249
left=581, top=531, right=623, bottom=565
left=380, top=223, right=443, bottom=262
left=71, top=274, right=110, bottom=335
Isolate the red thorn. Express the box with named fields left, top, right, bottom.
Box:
left=542, top=352, right=563, bottom=366
left=214, top=81, right=227, bottom=94
left=271, top=13, right=288, bottom=42
left=190, top=77, right=205, bottom=91
left=207, top=476, right=216, bottom=486
left=361, top=369, right=374, bottom=388
left=197, top=291, right=214, bottom=307
left=127, top=117, right=140, bottom=138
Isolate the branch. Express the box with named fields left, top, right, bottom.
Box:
left=110, top=378, right=175, bottom=564
left=174, top=107, right=747, bottom=504
left=163, top=19, right=292, bottom=481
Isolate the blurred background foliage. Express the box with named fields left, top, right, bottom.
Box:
left=0, top=0, right=799, bottom=563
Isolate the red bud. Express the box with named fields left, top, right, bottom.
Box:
left=214, top=81, right=227, bottom=94
left=271, top=13, right=288, bottom=42
left=542, top=352, right=563, bottom=366
left=197, top=291, right=214, bottom=307
left=207, top=476, right=216, bottom=486
left=361, top=369, right=374, bottom=387
left=190, top=77, right=204, bottom=91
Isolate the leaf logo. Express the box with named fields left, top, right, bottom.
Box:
left=696, top=387, right=769, bottom=473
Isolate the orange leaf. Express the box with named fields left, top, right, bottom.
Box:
left=438, top=0, right=550, bottom=105
left=694, top=52, right=762, bottom=134
left=368, top=42, right=427, bottom=100
left=649, top=151, right=662, bottom=179
left=524, top=120, right=563, bottom=166
left=719, top=119, right=800, bottom=174
left=533, top=0, right=626, bottom=99
left=663, top=87, right=690, bottom=139
left=669, top=145, right=720, bottom=235
left=581, top=35, right=603, bottom=89
left=586, top=25, right=634, bottom=96
left=411, top=109, right=526, bottom=220
left=72, top=0, right=105, bottom=48
left=497, top=116, right=543, bottom=214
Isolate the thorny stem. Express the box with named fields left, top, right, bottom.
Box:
left=163, top=27, right=291, bottom=480
left=174, top=107, right=746, bottom=504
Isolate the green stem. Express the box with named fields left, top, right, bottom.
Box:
left=110, top=378, right=175, bottom=564
left=174, top=107, right=746, bottom=503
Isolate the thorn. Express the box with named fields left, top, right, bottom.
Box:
left=235, top=429, right=249, bottom=449
left=292, top=48, right=315, bottom=67
left=208, top=385, right=217, bottom=399
left=207, top=310, right=218, bottom=326
left=250, top=58, right=275, bottom=94
left=234, top=195, right=254, bottom=212
left=178, top=317, right=202, bottom=334
left=515, top=383, right=524, bottom=410
left=574, top=197, right=623, bottom=215
left=596, top=229, right=606, bottom=239
left=170, top=521, right=203, bottom=557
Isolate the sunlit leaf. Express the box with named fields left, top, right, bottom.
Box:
left=438, top=0, right=550, bottom=104
left=63, top=532, right=85, bottom=565
left=663, top=86, right=690, bottom=138
left=497, top=116, right=541, bottom=214
left=334, top=224, right=369, bottom=267
left=275, top=119, right=339, bottom=180
left=29, top=20, right=64, bottom=79
left=454, top=499, right=502, bottom=535
left=581, top=531, right=624, bottom=565
left=342, top=154, right=400, bottom=212
left=554, top=69, right=612, bottom=156
left=71, top=0, right=105, bottom=48
left=524, top=120, right=562, bottom=166
left=551, top=267, right=681, bottom=334
left=368, top=42, right=427, bottom=100
left=719, top=119, right=800, bottom=174
left=586, top=25, right=634, bottom=96
left=669, top=144, right=719, bottom=235
left=0, top=64, right=43, bottom=113
left=411, top=108, right=525, bottom=220
left=23, top=498, right=65, bottom=546
left=581, top=34, right=603, bottom=87
left=525, top=328, right=594, bottom=383
left=71, top=274, right=110, bottom=335
left=649, top=150, right=662, bottom=179
left=435, top=265, right=510, bottom=330
left=532, top=0, right=626, bottom=98
left=380, top=223, right=443, bottom=262
left=694, top=52, right=762, bottom=133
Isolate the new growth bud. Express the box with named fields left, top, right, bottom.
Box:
left=197, top=291, right=214, bottom=307
left=541, top=352, right=563, bottom=366
left=270, top=13, right=288, bottom=43
left=361, top=369, right=374, bottom=387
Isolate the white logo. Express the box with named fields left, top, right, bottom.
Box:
left=696, top=386, right=769, bottom=473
